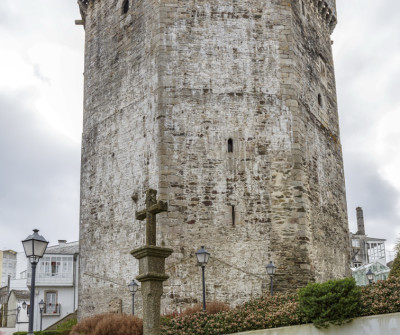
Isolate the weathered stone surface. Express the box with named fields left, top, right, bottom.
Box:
left=108, top=298, right=122, bottom=314
left=131, top=245, right=173, bottom=335
left=77, top=0, right=350, bottom=319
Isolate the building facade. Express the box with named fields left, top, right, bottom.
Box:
left=5, top=290, right=30, bottom=332
left=0, top=250, right=17, bottom=288
left=77, top=0, right=350, bottom=318
left=350, top=207, right=387, bottom=268
left=26, top=240, right=79, bottom=331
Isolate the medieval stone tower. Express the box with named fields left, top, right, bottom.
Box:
left=77, top=0, right=350, bottom=318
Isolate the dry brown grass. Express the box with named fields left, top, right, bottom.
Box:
left=70, top=313, right=143, bottom=335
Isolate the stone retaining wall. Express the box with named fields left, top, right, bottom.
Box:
left=228, top=312, right=400, bottom=335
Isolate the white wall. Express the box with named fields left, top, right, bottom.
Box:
left=30, top=286, right=76, bottom=331
left=228, top=312, right=400, bottom=335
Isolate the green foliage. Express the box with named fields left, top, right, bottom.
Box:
left=13, top=318, right=76, bottom=335
left=298, top=277, right=361, bottom=328
left=54, top=317, right=77, bottom=331
left=33, top=277, right=399, bottom=335
left=389, top=250, right=400, bottom=278
left=162, top=278, right=400, bottom=334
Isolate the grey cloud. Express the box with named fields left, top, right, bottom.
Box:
left=344, top=152, right=400, bottom=246
left=0, top=90, right=80, bottom=250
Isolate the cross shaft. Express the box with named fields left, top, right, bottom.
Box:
left=135, top=189, right=168, bottom=246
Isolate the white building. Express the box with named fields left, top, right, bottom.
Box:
left=0, top=250, right=17, bottom=287
left=6, top=290, right=30, bottom=332
left=26, top=240, right=79, bottom=331
left=350, top=207, right=387, bottom=268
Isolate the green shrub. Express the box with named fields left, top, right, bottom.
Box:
left=55, top=317, right=77, bottom=331
left=298, top=277, right=361, bottom=328
left=389, top=251, right=400, bottom=278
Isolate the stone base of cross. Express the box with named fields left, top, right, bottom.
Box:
left=131, top=189, right=173, bottom=335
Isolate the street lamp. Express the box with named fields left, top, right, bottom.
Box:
left=22, top=229, right=48, bottom=335
left=195, top=246, right=210, bottom=312
left=366, top=268, right=375, bottom=285
left=266, top=261, right=276, bottom=296
left=128, top=280, right=139, bottom=315
left=39, top=299, right=45, bottom=331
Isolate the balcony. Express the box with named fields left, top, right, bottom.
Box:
left=27, top=255, right=74, bottom=286
left=43, top=303, right=61, bottom=316
left=27, top=273, right=74, bottom=286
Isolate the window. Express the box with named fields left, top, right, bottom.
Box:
left=367, top=241, right=386, bottom=260
left=231, top=205, right=235, bottom=226
left=352, top=239, right=360, bottom=248
left=45, top=291, right=58, bottom=314
left=34, top=255, right=73, bottom=281
left=228, top=138, right=233, bottom=153
left=318, top=94, right=323, bottom=107
left=122, top=0, right=129, bottom=14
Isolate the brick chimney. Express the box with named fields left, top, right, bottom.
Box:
left=356, top=207, right=365, bottom=235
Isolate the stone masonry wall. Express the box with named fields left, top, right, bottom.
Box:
left=78, top=0, right=350, bottom=318
left=78, top=0, right=162, bottom=318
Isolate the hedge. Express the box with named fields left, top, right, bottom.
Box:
left=161, top=277, right=400, bottom=334
left=19, top=277, right=400, bottom=335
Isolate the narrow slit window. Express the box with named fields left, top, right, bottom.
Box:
left=231, top=205, right=235, bottom=226
left=318, top=94, right=323, bottom=107
left=228, top=138, right=233, bottom=153
left=123, top=0, right=129, bottom=14
left=301, top=1, right=305, bottom=15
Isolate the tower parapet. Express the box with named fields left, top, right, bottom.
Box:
left=310, top=0, right=337, bottom=32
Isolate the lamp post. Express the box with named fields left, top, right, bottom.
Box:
left=266, top=261, right=276, bottom=296
left=39, top=299, right=45, bottom=331
left=17, top=306, right=21, bottom=322
left=128, top=280, right=139, bottom=315
left=195, top=246, right=210, bottom=312
left=22, top=229, right=48, bottom=335
left=366, top=268, right=375, bottom=285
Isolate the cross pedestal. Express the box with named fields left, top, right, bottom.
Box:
left=131, top=189, right=173, bottom=335
left=131, top=246, right=173, bottom=335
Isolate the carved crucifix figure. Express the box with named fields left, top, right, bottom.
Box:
left=136, top=189, right=168, bottom=246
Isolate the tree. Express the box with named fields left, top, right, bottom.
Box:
left=389, top=237, right=400, bottom=278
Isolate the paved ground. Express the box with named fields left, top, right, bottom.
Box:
left=0, top=327, right=17, bottom=335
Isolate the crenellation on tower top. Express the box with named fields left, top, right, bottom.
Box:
left=307, top=0, right=337, bottom=32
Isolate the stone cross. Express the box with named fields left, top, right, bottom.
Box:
left=136, top=189, right=168, bottom=246
left=131, top=188, right=173, bottom=335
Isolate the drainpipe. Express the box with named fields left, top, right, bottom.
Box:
left=73, top=253, right=78, bottom=311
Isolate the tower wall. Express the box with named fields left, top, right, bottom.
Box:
left=78, top=0, right=350, bottom=318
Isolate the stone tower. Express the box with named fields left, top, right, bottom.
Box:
left=77, top=0, right=350, bottom=318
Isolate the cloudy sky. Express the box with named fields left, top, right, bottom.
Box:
left=0, top=0, right=399, bottom=260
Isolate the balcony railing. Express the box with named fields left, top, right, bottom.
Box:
left=43, top=303, right=61, bottom=316
left=27, top=273, right=74, bottom=286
